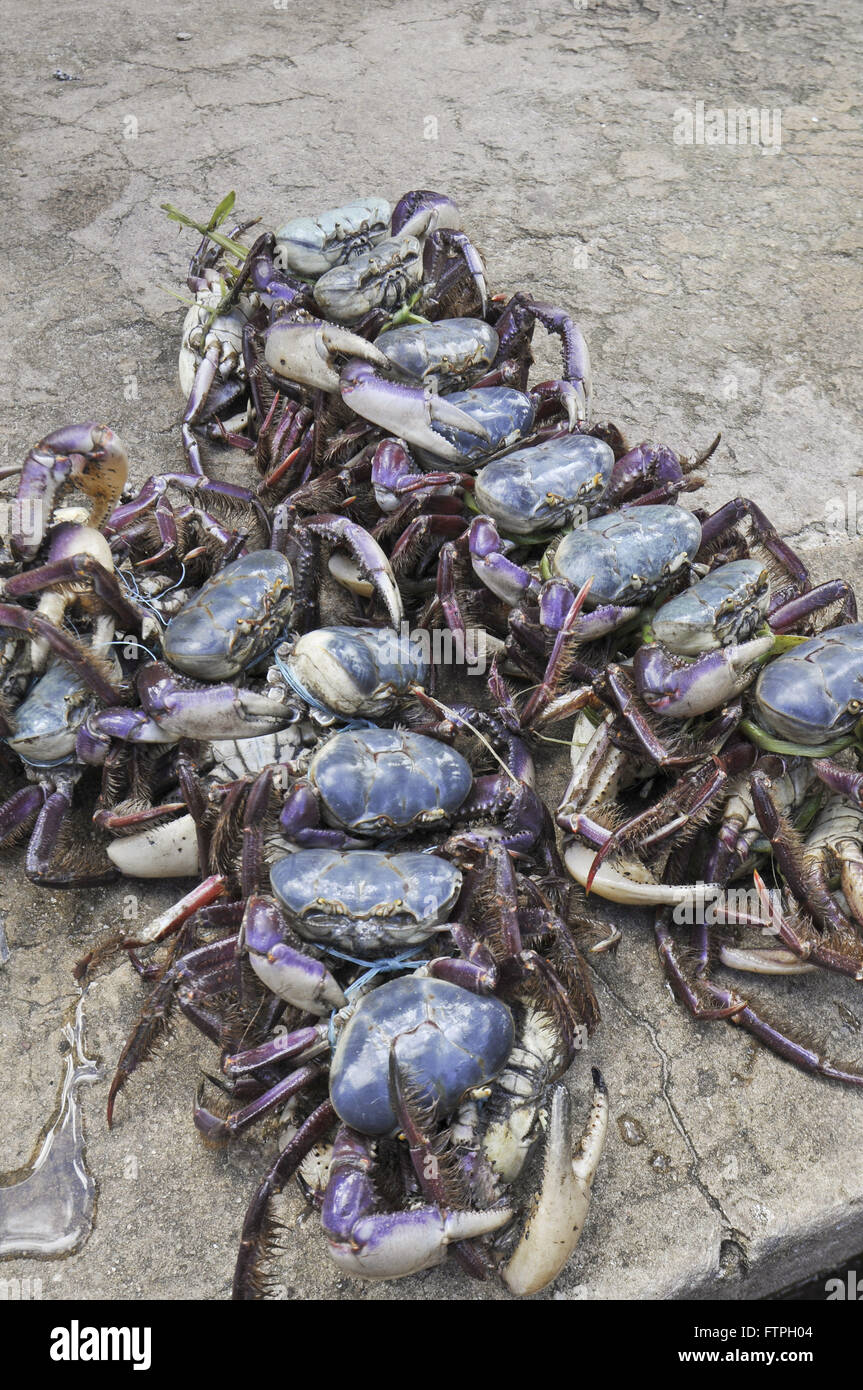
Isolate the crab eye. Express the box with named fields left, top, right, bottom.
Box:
left=850, top=699, right=862, bottom=714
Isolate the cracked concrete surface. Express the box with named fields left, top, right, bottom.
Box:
left=2, top=0, right=863, bottom=1301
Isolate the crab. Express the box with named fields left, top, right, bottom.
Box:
left=307, top=190, right=488, bottom=325
left=79, top=510, right=405, bottom=763
left=271, top=622, right=429, bottom=722
left=101, top=695, right=564, bottom=1097
left=0, top=428, right=155, bottom=883
left=4, top=423, right=130, bottom=563
left=0, top=585, right=135, bottom=885
left=556, top=617, right=863, bottom=1088
left=467, top=492, right=852, bottom=749
left=105, top=763, right=607, bottom=1295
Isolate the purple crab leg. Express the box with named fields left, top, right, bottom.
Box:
left=423, top=227, right=488, bottom=314
left=233, top=1099, right=337, bottom=1300
left=583, top=742, right=756, bottom=895
left=604, top=442, right=688, bottom=508
left=194, top=1061, right=325, bottom=1141
left=182, top=341, right=221, bottom=475
left=517, top=578, right=595, bottom=728
left=0, top=785, right=45, bottom=844
left=812, top=757, right=863, bottom=806
left=750, top=871, right=863, bottom=981
left=427, top=923, right=499, bottom=993
left=106, top=930, right=240, bottom=1126
left=6, top=553, right=145, bottom=635
left=601, top=663, right=698, bottom=767
left=656, top=911, right=754, bottom=1019
left=240, top=769, right=273, bottom=896
left=0, top=603, right=124, bottom=704
left=389, top=1052, right=491, bottom=1281
left=751, top=771, right=855, bottom=937
left=769, top=579, right=858, bottom=630
left=107, top=473, right=271, bottom=542
left=278, top=783, right=362, bottom=850
left=699, top=497, right=809, bottom=589
left=223, top=1023, right=328, bottom=1077
left=659, top=905, right=863, bottom=1083
left=494, top=292, right=591, bottom=405
left=726, top=1004, right=863, bottom=1086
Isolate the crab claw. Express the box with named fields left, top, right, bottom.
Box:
left=469, top=516, right=538, bottom=607
left=634, top=635, right=774, bottom=719
left=391, top=190, right=463, bottom=240
left=304, top=512, right=405, bottom=627
left=106, top=814, right=201, bottom=878
left=81, top=662, right=297, bottom=748
left=136, top=662, right=298, bottom=741
left=329, top=1204, right=512, bottom=1280
left=564, top=839, right=715, bottom=906
left=265, top=318, right=390, bottom=393
left=14, top=424, right=128, bottom=560
left=240, top=894, right=346, bottom=1014
left=339, top=360, right=491, bottom=464
left=322, top=1126, right=511, bottom=1280
left=503, top=1072, right=608, bottom=1296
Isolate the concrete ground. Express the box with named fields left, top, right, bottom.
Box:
left=1, top=0, right=862, bottom=1301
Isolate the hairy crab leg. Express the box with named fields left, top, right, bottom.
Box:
left=107, top=929, right=241, bottom=1127
left=233, top=1099, right=337, bottom=1300
left=194, top=1061, right=326, bottom=1141
left=656, top=909, right=863, bottom=1086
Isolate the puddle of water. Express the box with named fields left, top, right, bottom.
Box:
left=0, top=994, right=101, bottom=1258
left=617, top=1114, right=646, bottom=1147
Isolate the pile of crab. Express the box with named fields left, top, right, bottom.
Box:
left=2, top=187, right=862, bottom=1299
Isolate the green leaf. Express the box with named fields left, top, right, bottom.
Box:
left=161, top=199, right=249, bottom=261
left=209, top=190, right=236, bottom=229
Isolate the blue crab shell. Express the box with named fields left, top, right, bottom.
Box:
left=553, top=504, right=702, bottom=607
left=755, top=623, right=863, bottom=745
left=375, top=318, right=499, bottom=388
left=652, top=559, right=770, bottom=655
left=308, top=729, right=472, bottom=836
left=314, top=237, right=423, bottom=324
left=284, top=625, right=427, bottom=718
left=270, top=849, right=462, bottom=954
left=474, top=433, right=615, bottom=535
left=421, top=387, right=535, bottom=466
left=274, top=199, right=391, bottom=277
left=163, top=551, right=293, bottom=681
left=330, top=975, right=514, bottom=1135
left=6, top=662, right=93, bottom=763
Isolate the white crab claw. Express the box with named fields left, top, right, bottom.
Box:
left=311, top=517, right=404, bottom=628
left=106, top=814, right=200, bottom=878
left=265, top=321, right=389, bottom=393
left=719, top=944, right=818, bottom=975
left=503, top=1074, right=608, bottom=1297
left=564, top=841, right=717, bottom=907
